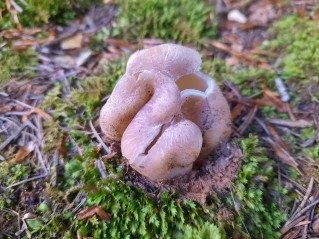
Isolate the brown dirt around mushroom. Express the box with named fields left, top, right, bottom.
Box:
left=124, top=141, right=242, bottom=205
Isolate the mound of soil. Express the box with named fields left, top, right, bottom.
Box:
left=125, top=142, right=243, bottom=205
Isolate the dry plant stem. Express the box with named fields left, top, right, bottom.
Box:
left=14, top=100, right=34, bottom=109
left=4, top=173, right=48, bottom=190
left=280, top=173, right=306, bottom=193
left=0, top=119, right=29, bottom=151
left=263, top=137, right=303, bottom=175
left=35, top=145, right=49, bottom=174
left=95, top=159, right=107, bottom=179
left=284, top=199, right=319, bottom=227
left=51, top=149, right=59, bottom=187
left=238, top=105, right=258, bottom=135
left=268, top=119, right=313, bottom=128
left=293, top=177, right=314, bottom=217
left=69, top=136, right=83, bottom=156
left=301, top=131, right=319, bottom=147
left=94, top=158, right=111, bottom=192
left=230, top=187, right=251, bottom=237
left=301, top=220, right=309, bottom=239
left=0, top=208, right=21, bottom=236
left=72, top=197, right=87, bottom=214
left=34, top=115, right=44, bottom=148
left=280, top=215, right=306, bottom=235
left=89, top=120, right=111, bottom=154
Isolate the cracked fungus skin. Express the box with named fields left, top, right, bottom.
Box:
left=100, top=44, right=231, bottom=181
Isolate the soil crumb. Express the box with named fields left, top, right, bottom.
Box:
left=125, top=142, right=243, bottom=205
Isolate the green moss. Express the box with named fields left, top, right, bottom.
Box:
left=302, top=146, right=319, bottom=159
left=202, top=58, right=278, bottom=96
left=71, top=150, right=221, bottom=239
left=0, top=0, right=102, bottom=28
left=0, top=47, right=38, bottom=85
left=263, top=15, right=319, bottom=80
left=182, top=221, right=224, bottom=239
left=113, top=0, right=217, bottom=44
left=0, top=161, right=30, bottom=208
left=229, top=136, right=287, bottom=239
left=201, top=59, right=234, bottom=83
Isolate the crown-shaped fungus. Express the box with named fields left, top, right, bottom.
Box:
left=100, top=44, right=231, bottom=181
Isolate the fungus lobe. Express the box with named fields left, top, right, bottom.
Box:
left=100, top=44, right=231, bottom=181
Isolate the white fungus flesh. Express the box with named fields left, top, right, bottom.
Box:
left=100, top=44, right=231, bottom=181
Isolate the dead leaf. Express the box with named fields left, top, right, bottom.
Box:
left=264, top=137, right=303, bottom=176
left=24, top=108, right=53, bottom=121
left=231, top=103, right=247, bottom=120
left=282, top=228, right=302, bottom=239
left=15, top=142, right=35, bottom=163
left=5, top=0, right=22, bottom=30
left=102, top=152, right=116, bottom=161
left=268, top=119, right=313, bottom=128
left=12, top=38, right=48, bottom=50
left=0, top=28, right=41, bottom=39
left=78, top=206, right=111, bottom=222
left=0, top=105, right=13, bottom=114
left=61, top=33, right=83, bottom=50
left=265, top=122, right=289, bottom=151
left=210, top=41, right=272, bottom=69
left=237, top=105, right=258, bottom=135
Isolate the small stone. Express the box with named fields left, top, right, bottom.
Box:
left=228, top=9, right=247, bottom=24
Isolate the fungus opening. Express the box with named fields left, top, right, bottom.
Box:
left=176, top=74, right=208, bottom=92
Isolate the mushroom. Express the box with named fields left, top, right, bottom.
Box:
left=177, top=72, right=231, bottom=167
left=100, top=44, right=231, bottom=181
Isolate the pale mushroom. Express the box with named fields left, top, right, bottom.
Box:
left=177, top=72, right=231, bottom=167
left=100, top=44, right=231, bottom=181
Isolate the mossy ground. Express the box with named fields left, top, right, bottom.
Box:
left=0, top=1, right=318, bottom=239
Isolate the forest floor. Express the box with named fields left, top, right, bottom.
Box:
left=0, top=0, right=319, bottom=238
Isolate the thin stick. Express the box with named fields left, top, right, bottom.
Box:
left=69, top=136, right=83, bottom=156
left=4, top=173, right=48, bottom=190
left=292, top=177, right=313, bottom=217
left=35, top=145, right=48, bottom=174
left=285, top=199, right=319, bottom=226
left=230, top=187, right=251, bottom=237
left=95, top=159, right=107, bottom=179
left=280, top=215, right=306, bottom=235
left=14, top=100, right=34, bottom=109
left=0, top=120, right=29, bottom=151
left=89, top=120, right=111, bottom=154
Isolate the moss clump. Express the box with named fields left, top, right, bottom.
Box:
left=264, top=15, right=319, bottom=80
left=202, top=58, right=277, bottom=95
left=72, top=150, right=223, bottom=239
left=0, top=47, right=38, bottom=85
left=229, top=136, right=286, bottom=239
left=113, top=0, right=217, bottom=44
left=0, top=0, right=102, bottom=28
left=0, top=161, right=30, bottom=212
